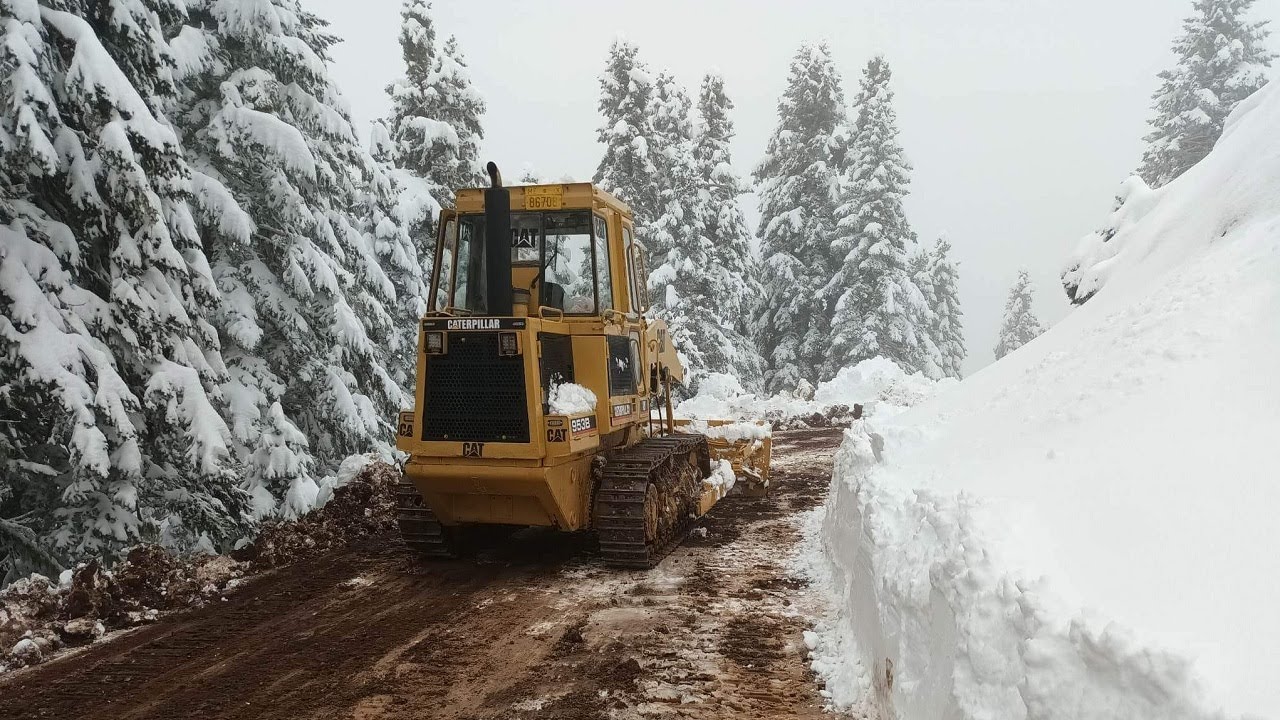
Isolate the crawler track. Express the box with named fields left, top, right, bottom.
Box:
left=394, top=482, right=456, bottom=557
left=595, top=433, right=712, bottom=568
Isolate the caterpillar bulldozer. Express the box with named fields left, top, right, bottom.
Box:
left=392, top=163, right=771, bottom=568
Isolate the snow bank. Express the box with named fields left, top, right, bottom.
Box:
left=548, top=382, right=597, bottom=415
left=677, top=359, right=952, bottom=427
left=802, top=81, right=1280, bottom=718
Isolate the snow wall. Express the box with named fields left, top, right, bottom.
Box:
left=803, top=80, right=1280, bottom=719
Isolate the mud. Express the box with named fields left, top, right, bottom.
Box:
left=0, top=429, right=848, bottom=720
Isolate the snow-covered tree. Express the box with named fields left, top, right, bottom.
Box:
left=924, top=237, right=966, bottom=378
left=173, top=0, right=400, bottom=519
left=593, top=40, right=659, bottom=223
left=385, top=1, right=485, bottom=218
left=364, top=120, right=429, bottom=395
left=689, top=73, right=765, bottom=391
left=0, top=0, right=251, bottom=564
left=638, top=72, right=760, bottom=392
left=994, top=270, right=1044, bottom=360
left=827, top=56, right=927, bottom=377
left=1138, top=0, right=1274, bottom=187
left=753, top=44, right=848, bottom=393
left=1062, top=176, right=1151, bottom=305
left=644, top=73, right=706, bottom=374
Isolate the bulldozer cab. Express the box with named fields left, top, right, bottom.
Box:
left=393, top=166, right=769, bottom=556
left=432, top=185, right=649, bottom=321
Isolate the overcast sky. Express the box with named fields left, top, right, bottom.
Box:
left=309, top=0, right=1279, bottom=375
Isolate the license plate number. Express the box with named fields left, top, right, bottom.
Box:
left=524, top=186, right=564, bottom=210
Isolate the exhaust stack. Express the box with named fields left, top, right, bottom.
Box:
left=483, top=161, right=513, bottom=316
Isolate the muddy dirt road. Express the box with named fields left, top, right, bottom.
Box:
left=0, top=429, right=845, bottom=720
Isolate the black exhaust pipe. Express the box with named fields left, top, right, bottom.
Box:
left=484, top=161, right=512, bottom=316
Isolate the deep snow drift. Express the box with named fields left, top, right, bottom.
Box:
left=678, top=359, right=953, bottom=427
left=801, top=81, right=1280, bottom=718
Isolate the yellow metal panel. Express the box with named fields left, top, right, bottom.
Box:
left=405, top=455, right=595, bottom=530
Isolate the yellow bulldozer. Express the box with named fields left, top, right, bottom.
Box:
left=393, top=163, right=771, bottom=568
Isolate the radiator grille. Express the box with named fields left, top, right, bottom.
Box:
left=422, top=332, right=529, bottom=443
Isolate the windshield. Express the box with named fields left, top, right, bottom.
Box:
left=434, top=210, right=606, bottom=315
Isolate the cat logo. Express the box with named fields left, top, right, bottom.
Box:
left=462, top=442, right=484, bottom=458
left=547, top=429, right=567, bottom=443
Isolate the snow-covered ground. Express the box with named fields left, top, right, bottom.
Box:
left=798, top=82, right=1280, bottom=718
left=677, top=358, right=954, bottom=426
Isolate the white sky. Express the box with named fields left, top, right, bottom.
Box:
left=308, top=0, right=1279, bottom=374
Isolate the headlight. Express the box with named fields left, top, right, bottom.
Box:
left=425, top=331, right=445, bottom=354
left=499, top=332, right=519, bottom=356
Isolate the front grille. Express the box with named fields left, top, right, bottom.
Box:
left=422, top=332, right=529, bottom=443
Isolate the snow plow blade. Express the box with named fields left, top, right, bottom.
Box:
left=674, top=419, right=772, bottom=501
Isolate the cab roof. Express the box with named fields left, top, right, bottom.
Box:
left=454, top=182, right=634, bottom=219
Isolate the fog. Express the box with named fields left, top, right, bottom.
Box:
left=308, top=0, right=1279, bottom=374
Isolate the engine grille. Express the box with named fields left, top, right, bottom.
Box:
left=422, top=332, right=530, bottom=443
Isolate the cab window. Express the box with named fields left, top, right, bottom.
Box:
left=433, top=218, right=457, bottom=311
left=593, top=214, right=613, bottom=312
left=623, top=226, right=639, bottom=313
left=544, top=212, right=595, bottom=313
left=452, top=216, right=487, bottom=313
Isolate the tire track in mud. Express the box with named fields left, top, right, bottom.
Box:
left=0, top=429, right=847, bottom=720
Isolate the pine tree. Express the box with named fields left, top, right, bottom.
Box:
left=690, top=73, right=765, bottom=391
left=644, top=73, right=707, bottom=378
left=385, top=1, right=485, bottom=219
left=925, top=237, right=966, bottom=378
left=1138, top=0, right=1274, bottom=187
left=994, top=270, right=1044, bottom=360
left=593, top=40, right=659, bottom=224
left=643, top=72, right=763, bottom=392
left=173, top=0, right=401, bottom=519
left=0, top=0, right=251, bottom=564
left=827, top=56, right=927, bottom=377
left=364, top=120, right=429, bottom=395
left=753, top=44, right=848, bottom=394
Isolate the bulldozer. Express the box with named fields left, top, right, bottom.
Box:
left=393, top=163, right=771, bottom=568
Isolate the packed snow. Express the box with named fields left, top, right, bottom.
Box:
left=705, top=459, right=737, bottom=494
left=677, top=359, right=953, bottom=427
left=799, top=80, right=1280, bottom=718
left=548, top=382, right=598, bottom=415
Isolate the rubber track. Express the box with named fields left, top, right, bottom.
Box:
left=394, top=482, right=456, bottom=558
left=596, top=434, right=712, bottom=569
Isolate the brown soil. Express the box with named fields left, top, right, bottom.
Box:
left=0, top=429, right=848, bottom=720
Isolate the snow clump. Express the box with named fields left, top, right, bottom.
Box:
left=548, top=382, right=598, bottom=415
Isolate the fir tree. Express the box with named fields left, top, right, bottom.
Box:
left=643, top=72, right=745, bottom=391
left=752, top=44, right=848, bottom=393
left=924, top=237, right=966, bottom=378
left=1138, top=0, right=1274, bottom=187
left=593, top=40, right=659, bottom=223
left=646, top=72, right=702, bottom=313
left=690, top=72, right=765, bottom=391
left=364, top=120, right=428, bottom=395
left=827, top=56, right=927, bottom=377
left=0, top=0, right=251, bottom=564
left=385, top=2, right=485, bottom=220
left=994, top=270, right=1044, bottom=360
left=174, top=0, right=401, bottom=519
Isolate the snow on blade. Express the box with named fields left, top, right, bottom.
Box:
left=548, top=382, right=597, bottom=415
left=799, top=81, right=1280, bottom=718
